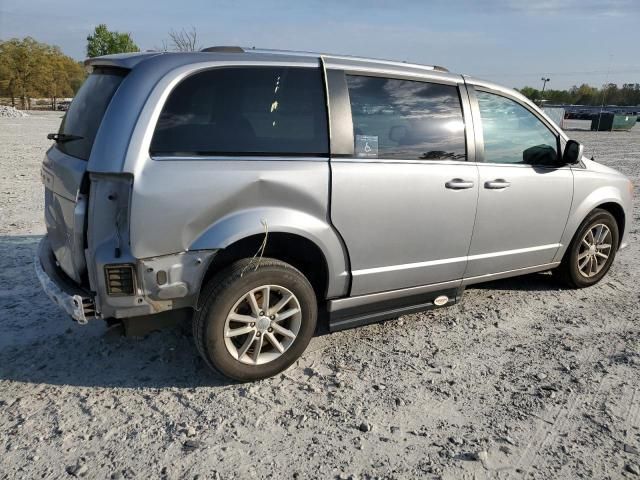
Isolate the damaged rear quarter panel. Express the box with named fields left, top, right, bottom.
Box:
left=128, top=158, right=350, bottom=298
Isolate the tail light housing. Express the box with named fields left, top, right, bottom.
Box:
left=104, top=264, right=136, bottom=296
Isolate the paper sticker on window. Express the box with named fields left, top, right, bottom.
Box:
left=355, top=135, right=378, bottom=158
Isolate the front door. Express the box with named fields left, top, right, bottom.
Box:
left=329, top=72, right=479, bottom=296
left=465, top=87, right=573, bottom=279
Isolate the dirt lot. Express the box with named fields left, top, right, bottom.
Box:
left=0, top=112, right=639, bottom=480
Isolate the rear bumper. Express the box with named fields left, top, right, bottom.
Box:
left=35, top=236, right=96, bottom=324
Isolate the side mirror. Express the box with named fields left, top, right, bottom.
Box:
left=562, top=139, right=584, bottom=165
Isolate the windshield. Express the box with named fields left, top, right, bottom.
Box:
left=56, top=67, right=127, bottom=160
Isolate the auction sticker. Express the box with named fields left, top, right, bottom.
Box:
left=355, top=135, right=378, bottom=158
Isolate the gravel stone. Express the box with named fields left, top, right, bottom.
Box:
left=626, top=463, right=640, bottom=476
left=183, top=439, right=206, bottom=451
left=358, top=422, right=372, bottom=433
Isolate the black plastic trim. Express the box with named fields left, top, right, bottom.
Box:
left=326, top=69, right=355, bottom=156
left=329, top=287, right=460, bottom=332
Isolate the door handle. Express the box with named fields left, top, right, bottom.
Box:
left=445, top=178, right=475, bottom=190
left=484, top=179, right=511, bottom=189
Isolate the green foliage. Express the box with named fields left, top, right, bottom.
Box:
left=86, top=24, right=139, bottom=58
left=517, top=83, right=640, bottom=106
left=0, top=37, right=86, bottom=109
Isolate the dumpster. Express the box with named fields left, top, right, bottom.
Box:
left=591, top=113, right=637, bottom=131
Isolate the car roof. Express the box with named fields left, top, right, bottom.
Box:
left=85, top=48, right=545, bottom=127
left=86, top=47, right=452, bottom=76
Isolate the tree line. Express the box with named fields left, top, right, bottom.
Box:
left=0, top=38, right=86, bottom=110
left=3, top=25, right=640, bottom=110
left=519, top=83, right=640, bottom=107
left=0, top=24, right=200, bottom=110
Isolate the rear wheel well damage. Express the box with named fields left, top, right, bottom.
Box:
left=596, top=202, right=625, bottom=246
left=199, top=233, right=329, bottom=303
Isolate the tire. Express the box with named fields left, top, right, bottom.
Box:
left=193, top=258, right=317, bottom=382
left=556, top=209, right=619, bottom=288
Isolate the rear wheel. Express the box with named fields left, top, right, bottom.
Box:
left=556, top=209, right=619, bottom=288
left=193, top=258, right=317, bottom=381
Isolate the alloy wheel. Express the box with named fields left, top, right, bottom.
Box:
left=577, top=223, right=612, bottom=278
left=223, top=285, right=302, bottom=365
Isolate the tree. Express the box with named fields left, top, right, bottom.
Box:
left=167, top=27, right=200, bottom=52
left=0, top=37, right=48, bottom=108
left=0, top=37, right=87, bottom=110
left=41, top=47, right=85, bottom=109
left=518, top=86, right=541, bottom=103
left=0, top=41, right=16, bottom=105
left=574, top=84, right=597, bottom=105
left=516, top=82, right=640, bottom=107
left=86, top=24, right=139, bottom=57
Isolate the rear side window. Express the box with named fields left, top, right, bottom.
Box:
left=346, top=75, right=466, bottom=161
left=150, top=67, right=328, bottom=156
left=56, top=67, right=127, bottom=160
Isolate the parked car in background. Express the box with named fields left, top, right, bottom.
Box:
left=37, top=48, right=633, bottom=381
left=57, top=101, right=71, bottom=111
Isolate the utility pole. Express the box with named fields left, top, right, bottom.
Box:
left=541, top=77, right=550, bottom=95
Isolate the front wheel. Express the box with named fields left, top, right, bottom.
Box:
left=193, top=258, right=317, bottom=381
left=556, top=209, right=619, bottom=288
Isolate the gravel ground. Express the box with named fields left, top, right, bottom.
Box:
left=0, top=112, right=639, bottom=480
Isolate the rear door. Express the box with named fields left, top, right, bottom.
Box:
left=327, top=70, right=479, bottom=296
left=464, top=86, right=573, bottom=280
left=43, top=67, right=127, bottom=283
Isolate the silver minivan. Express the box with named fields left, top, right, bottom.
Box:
left=37, top=47, right=633, bottom=381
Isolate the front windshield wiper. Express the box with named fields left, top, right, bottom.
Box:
left=47, top=133, right=84, bottom=143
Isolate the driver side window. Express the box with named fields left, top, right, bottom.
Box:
left=476, top=91, right=559, bottom=166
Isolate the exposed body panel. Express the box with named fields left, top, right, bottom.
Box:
left=41, top=146, right=88, bottom=282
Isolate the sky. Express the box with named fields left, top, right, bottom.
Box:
left=1, top=0, right=639, bottom=90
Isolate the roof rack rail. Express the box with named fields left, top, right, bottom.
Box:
left=200, top=46, right=245, bottom=53
left=198, top=46, right=450, bottom=73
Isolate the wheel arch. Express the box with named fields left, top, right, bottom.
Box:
left=555, top=190, right=627, bottom=263
left=595, top=201, right=625, bottom=245
left=190, top=208, right=350, bottom=300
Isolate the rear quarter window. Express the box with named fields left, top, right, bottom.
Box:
left=56, top=67, right=127, bottom=160
left=346, top=75, right=466, bottom=161
left=150, top=66, right=329, bottom=157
